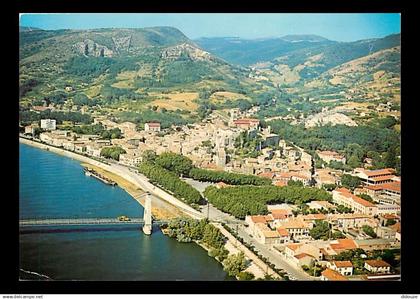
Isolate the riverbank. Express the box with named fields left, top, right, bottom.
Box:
left=81, top=162, right=183, bottom=220
left=19, top=137, right=203, bottom=219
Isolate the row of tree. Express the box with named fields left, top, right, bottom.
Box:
left=150, top=152, right=271, bottom=186
left=138, top=161, right=202, bottom=204
left=203, top=185, right=332, bottom=219
left=165, top=218, right=251, bottom=279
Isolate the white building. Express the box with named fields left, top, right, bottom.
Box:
left=40, top=119, right=56, bottom=131
left=144, top=122, right=161, bottom=132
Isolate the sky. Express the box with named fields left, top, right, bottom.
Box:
left=19, top=13, right=401, bottom=42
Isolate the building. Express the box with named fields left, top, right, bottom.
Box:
left=277, top=219, right=310, bottom=241
left=364, top=260, right=391, bottom=274
left=328, top=213, right=373, bottom=231
left=40, top=119, right=57, bottom=131
left=321, top=268, right=348, bottom=281
left=317, top=150, right=346, bottom=164
left=232, top=118, right=260, bottom=130
left=292, top=253, right=316, bottom=268
left=119, top=152, right=143, bottom=168
left=144, top=122, right=161, bottom=132
left=332, top=188, right=377, bottom=216
left=327, top=261, right=353, bottom=276
left=376, top=204, right=400, bottom=216
left=355, top=239, right=393, bottom=251
left=353, top=168, right=396, bottom=186
left=328, top=239, right=358, bottom=255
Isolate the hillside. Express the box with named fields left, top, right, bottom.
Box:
left=19, top=26, right=267, bottom=119
left=194, top=35, right=334, bottom=66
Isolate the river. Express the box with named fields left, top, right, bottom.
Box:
left=19, top=142, right=231, bottom=281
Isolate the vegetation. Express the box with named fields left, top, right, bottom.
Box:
left=165, top=218, right=228, bottom=262
left=19, top=109, right=92, bottom=125
left=237, top=271, right=255, bottom=281
left=269, top=121, right=400, bottom=171
left=138, top=161, right=202, bottom=204
left=223, top=252, right=247, bottom=277
left=155, top=152, right=194, bottom=176
left=340, top=174, right=362, bottom=191
left=189, top=168, right=271, bottom=186
left=204, top=185, right=332, bottom=219
left=362, top=225, right=377, bottom=238
left=100, top=146, right=126, bottom=161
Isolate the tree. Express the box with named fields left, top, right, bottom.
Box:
left=309, top=220, right=331, bottom=240
left=100, top=146, right=126, bottom=161
left=223, top=252, right=247, bottom=277
left=155, top=152, right=194, bottom=176
left=237, top=271, right=255, bottom=280
left=386, top=219, right=397, bottom=226
left=362, top=225, right=377, bottom=238
left=142, top=150, right=157, bottom=162
left=340, top=174, right=361, bottom=190
left=288, top=180, right=304, bottom=187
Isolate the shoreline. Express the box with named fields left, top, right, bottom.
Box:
left=19, top=137, right=203, bottom=219
left=19, top=138, right=189, bottom=220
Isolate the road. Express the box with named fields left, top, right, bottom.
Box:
left=182, top=176, right=315, bottom=280
left=230, top=224, right=317, bottom=280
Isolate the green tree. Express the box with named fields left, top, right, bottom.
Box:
left=309, top=220, right=331, bottom=240
left=223, top=252, right=247, bottom=277
left=340, top=174, right=361, bottom=190
left=362, top=225, right=377, bottom=238
left=237, top=271, right=255, bottom=281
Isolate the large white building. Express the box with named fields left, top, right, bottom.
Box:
left=40, top=119, right=56, bottom=131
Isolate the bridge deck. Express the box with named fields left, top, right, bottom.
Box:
left=20, top=218, right=167, bottom=227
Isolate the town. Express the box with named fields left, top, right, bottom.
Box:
left=19, top=104, right=401, bottom=281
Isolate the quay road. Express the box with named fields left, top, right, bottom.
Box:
left=233, top=225, right=317, bottom=281
left=182, top=177, right=315, bottom=281
left=19, top=218, right=168, bottom=227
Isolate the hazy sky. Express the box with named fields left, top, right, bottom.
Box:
left=20, top=13, right=401, bottom=42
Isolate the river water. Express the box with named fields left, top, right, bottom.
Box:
left=19, top=143, right=231, bottom=281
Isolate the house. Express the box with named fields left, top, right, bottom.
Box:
left=144, top=122, right=161, bottom=132
left=277, top=219, right=310, bottom=241
left=332, top=188, right=377, bottom=216
left=321, top=268, right=348, bottom=281
left=292, top=253, right=316, bottom=268
left=327, top=261, right=353, bottom=276
left=328, top=239, right=358, bottom=255
left=364, top=260, right=391, bottom=274
left=245, top=215, right=267, bottom=236
left=317, top=150, right=346, bottom=164
left=232, top=118, right=260, bottom=130
left=328, top=213, right=372, bottom=231
left=119, top=152, right=143, bottom=167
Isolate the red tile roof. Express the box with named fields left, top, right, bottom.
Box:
left=365, top=260, right=391, bottom=268
left=286, top=243, right=302, bottom=251
left=332, top=261, right=353, bottom=268
left=146, top=122, right=160, bottom=127
left=365, top=169, right=395, bottom=177
left=330, top=239, right=358, bottom=252
left=321, top=269, right=348, bottom=281
left=250, top=216, right=267, bottom=224
left=370, top=175, right=395, bottom=182
left=276, top=228, right=289, bottom=237
left=294, top=253, right=315, bottom=260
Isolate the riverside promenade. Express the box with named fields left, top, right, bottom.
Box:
left=20, top=138, right=203, bottom=220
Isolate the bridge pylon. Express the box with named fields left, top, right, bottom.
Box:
left=142, top=192, right=152, bottom=235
